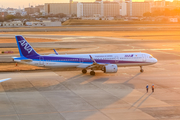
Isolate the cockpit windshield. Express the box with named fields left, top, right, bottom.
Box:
left=149, top=55, right=153, bottom=58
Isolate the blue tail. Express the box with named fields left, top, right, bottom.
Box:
left=15, top=35, right=39, bottom=57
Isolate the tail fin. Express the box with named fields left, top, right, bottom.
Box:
left=53, top=49, right=59, bottom=55
left=15, top=36, right=39, bottom=57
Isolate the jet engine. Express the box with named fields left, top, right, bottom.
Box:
left=104, top=64, right=118, bottom=73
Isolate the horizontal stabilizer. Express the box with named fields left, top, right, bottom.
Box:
left=21, top=59, right=33, bottom=62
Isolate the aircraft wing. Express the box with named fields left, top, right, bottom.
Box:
left=89, top=55, right=97, bottom=64
left=77, top=55, right=106, bottom=70
left=0, top=78, right=11, bottom=83
left=86, top=63, right=105, bottom=69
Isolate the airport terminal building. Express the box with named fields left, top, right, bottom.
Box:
left=127, top=2, right=150, bottom=17
left=45, top=3, right=78, bottom=15
left=45, top=0, right=152, bottom=17
left=45, top=1, right=120, bottom=17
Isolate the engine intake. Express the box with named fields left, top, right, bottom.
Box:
left=104, top=64, right=118, bottom=73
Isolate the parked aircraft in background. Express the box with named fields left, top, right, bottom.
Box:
left=13, top=36, right=157, bottom=75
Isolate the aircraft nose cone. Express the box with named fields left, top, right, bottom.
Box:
left=154, top=58, right=158, bottom=63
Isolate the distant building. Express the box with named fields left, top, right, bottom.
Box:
left=21, top=11, right=27, bottom=16
left=104, top=2, right=120, bottom=17
left=25, top=6, right=40, bottom=15
left=82, top=2, right=101, bottom=17
left=77, top=3, right=83, bottom=18
left=45, top=3, right=77, bottom=15
left=3, top=21, right=23, bottom=27
left=120, top=2, right=127, bottom=16
left=45, top=1, right=120, bottom=17
left=0, top=12, right=8, bottom=20
left=114, top=0, right=124, bottom=2
left=154, top=1, right=165, bottom=7
left=26, top=21, right=61, bottom=27
left=35, top=5, right=45, bottom=13
left=7, top=10, right=16, bottom=15
left=127, top=2, right=150, bottom=17
left=169, top=18, right=178, bottom=22
left=173, top=0, right=180, bottom=6
left=150, top=0, right=180, bottom=13
left=80, top=2, right=119, bottom=17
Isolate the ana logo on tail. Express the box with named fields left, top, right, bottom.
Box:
left=19, top=40, right=33, bottom=54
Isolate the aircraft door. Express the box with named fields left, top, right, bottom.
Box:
left=142, top=54, right=146, bottom=62
left=39, top=56, right=44, bottom=66
left=79, top=57, right=84, bottom=63
left=115, top=56, right=119, bottom=63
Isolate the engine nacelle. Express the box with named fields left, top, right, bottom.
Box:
left=104, top=64, right=118, bottom=73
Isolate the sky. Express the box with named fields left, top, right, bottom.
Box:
left=1, top=0, right=114, bottom=8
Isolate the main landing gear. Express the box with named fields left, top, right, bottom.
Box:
left=90, top=71, right=95, bottom=75
left=140, top=66, right=144, bottom=73
left=82, top=69, right=95, bottom=75
left=82, top=69, right=87, bottom=74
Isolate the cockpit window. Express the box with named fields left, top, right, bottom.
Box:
left=149, top=55, right=153, bottom=58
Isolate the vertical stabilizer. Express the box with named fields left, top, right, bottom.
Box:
left=15, top=36, right=39, bottom=57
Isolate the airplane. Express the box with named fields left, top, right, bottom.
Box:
left=13, top=35, right=157, bottom=75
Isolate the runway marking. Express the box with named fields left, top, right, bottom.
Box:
left=173, top=88, right=180, bottom=89
left=153, top=50, right=180, bottom=57
left=62, top=37, right=77, bottom=39
left=122, top=49, right=173, bottom=51
left=122, top=73, right=129, bottom=75
left=0, top=112, right=59, bottom=117
left=61, top=36, right=95, bottom=40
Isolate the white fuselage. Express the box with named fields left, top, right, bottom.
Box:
left=14, top=53, right=157, bottom=68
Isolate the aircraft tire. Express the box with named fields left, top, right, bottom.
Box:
left=140, top=69, right=144, bottom=73
left=90, top=71, right=95, bottom=75
left=82, top=69, right=87, bottom=74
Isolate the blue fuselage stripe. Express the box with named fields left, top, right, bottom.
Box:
left=15, top=55, right=148, bottom=64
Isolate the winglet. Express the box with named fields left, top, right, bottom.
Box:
left=53, top=49, right=59, bottom=55
left=0, top=78, right=11, bottom=83
left=89, top=55, right=97, bottom=63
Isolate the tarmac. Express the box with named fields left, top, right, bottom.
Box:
left=0, top=34, right=180, bottom=120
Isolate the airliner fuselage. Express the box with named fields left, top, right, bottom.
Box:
left=13, top=36, right=157, bottom=75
